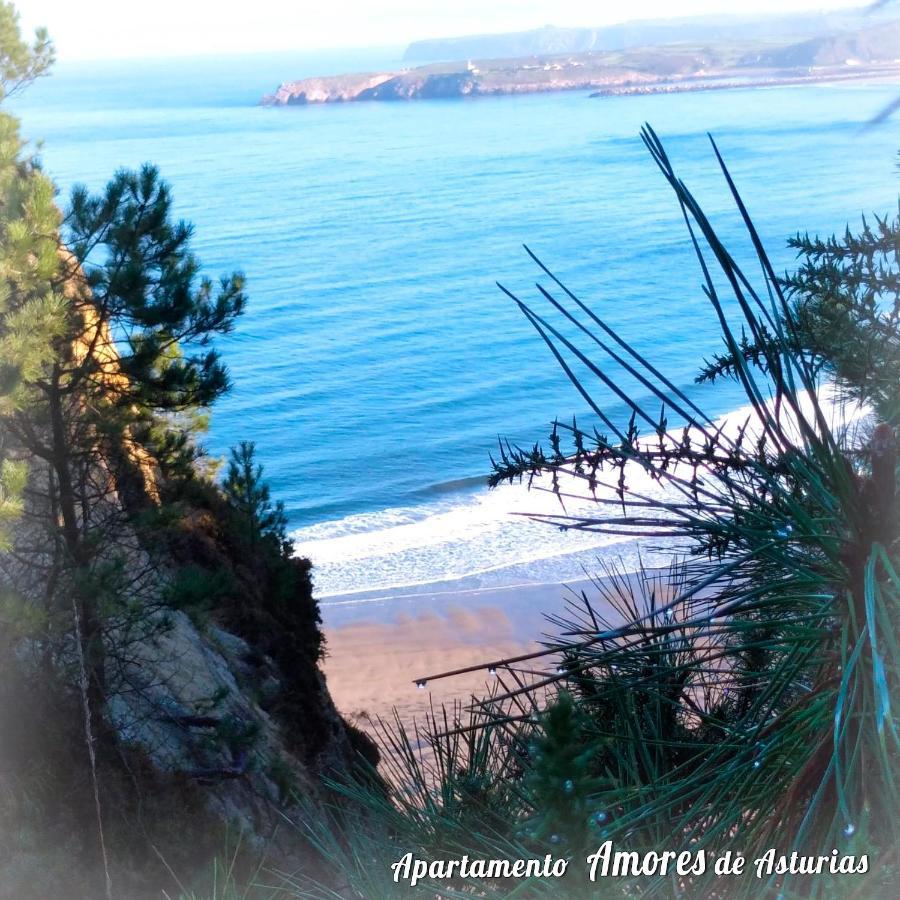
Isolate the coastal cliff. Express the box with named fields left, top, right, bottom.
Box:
left=262, top=52, right=699, bottom=106
left=263, top=18, right=900, bottom=107
left=0, top=435, right=378, bottom=897
left=265, top=69, right=490, bottom=104
left=0, top=255, right=376, bottom=897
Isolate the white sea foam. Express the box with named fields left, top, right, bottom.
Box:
left=294, top=386, right=871, bottom=600
left=293, top=475, right=655, bottom=600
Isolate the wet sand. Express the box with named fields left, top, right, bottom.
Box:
left=320, top=577, right=603, bottom=726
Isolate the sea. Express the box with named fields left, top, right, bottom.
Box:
left=11, top=51, right=900, bottom=605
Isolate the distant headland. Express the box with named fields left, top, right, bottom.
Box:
left=262, top=14, right=900, bottom=107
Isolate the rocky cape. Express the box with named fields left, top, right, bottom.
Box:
left=262, top=51, right=705, bottom=105
left=262, top=19, right=900, bottom=107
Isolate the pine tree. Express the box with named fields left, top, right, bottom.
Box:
left=1, top=10, right=249, bottom=890
left=0, top=2, right=59, bottom=549
left=0, top=1, right=52, bottom=100
left=698, top=208, right=900, bottom=424
left=0, top=457, right=25, bottom=550
left=0, top=9, right=246, bottom=712
left=223, top=440, right=291, bottom=555
left=524, top=691, right=608, bottom=850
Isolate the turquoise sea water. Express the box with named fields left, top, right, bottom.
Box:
left=12, top=55, right=900, bottom=598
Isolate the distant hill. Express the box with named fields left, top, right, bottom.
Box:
left=403, top=9, right=891, bottom=63
left=742, top=19, right=900, bottom=67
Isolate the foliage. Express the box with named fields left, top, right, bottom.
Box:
left=223, top=441, right=291, bottom=555
left=0, top=117, right=62, bottom=415
left=64, top=163, right=245, bottom=415
left=699, top=207, right=900, bottom=425
left=164, top=564, right=235, bottom=625
left=291, top=703, right=534, bottom=898
left=295, top=128, right=900, bottom=898
left=173, top=857, right=277, bottom=900
left=523, top=690, right=607, bottom=850
left=0, top=7, right=331, bottom=896
left=0, top=33, right=247, bottom=714
left=0, top=1, right=53, bottom=100
left=0, top=457, right=24, bottom=549
left=0, top=14, right=62, bottom=548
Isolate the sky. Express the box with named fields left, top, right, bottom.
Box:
left=19, top=0, right=868, bottom=62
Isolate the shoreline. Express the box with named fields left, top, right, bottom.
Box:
left=320, top=568, right=677, bottom=727
left=321, top=576, right=598, bottom=724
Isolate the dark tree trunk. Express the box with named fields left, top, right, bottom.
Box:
left=47, top=364, right=107, bottom=714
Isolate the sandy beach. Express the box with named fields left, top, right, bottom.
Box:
left=320, top=576, right=612, bottom=728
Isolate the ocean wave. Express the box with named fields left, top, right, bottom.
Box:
left=292, top=427, right=692, bottom=599
left=416, top=473, right=490, bottom=496
left=291, top=481, right=627, bottom=598
left=293, top=388, right=870, bottom=600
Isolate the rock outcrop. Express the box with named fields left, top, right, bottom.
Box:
left=262, top=61, right=658, bottom=106
left=267, top=72, right=395, bottom=104
left=0, top=413, right=372, bottom=898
